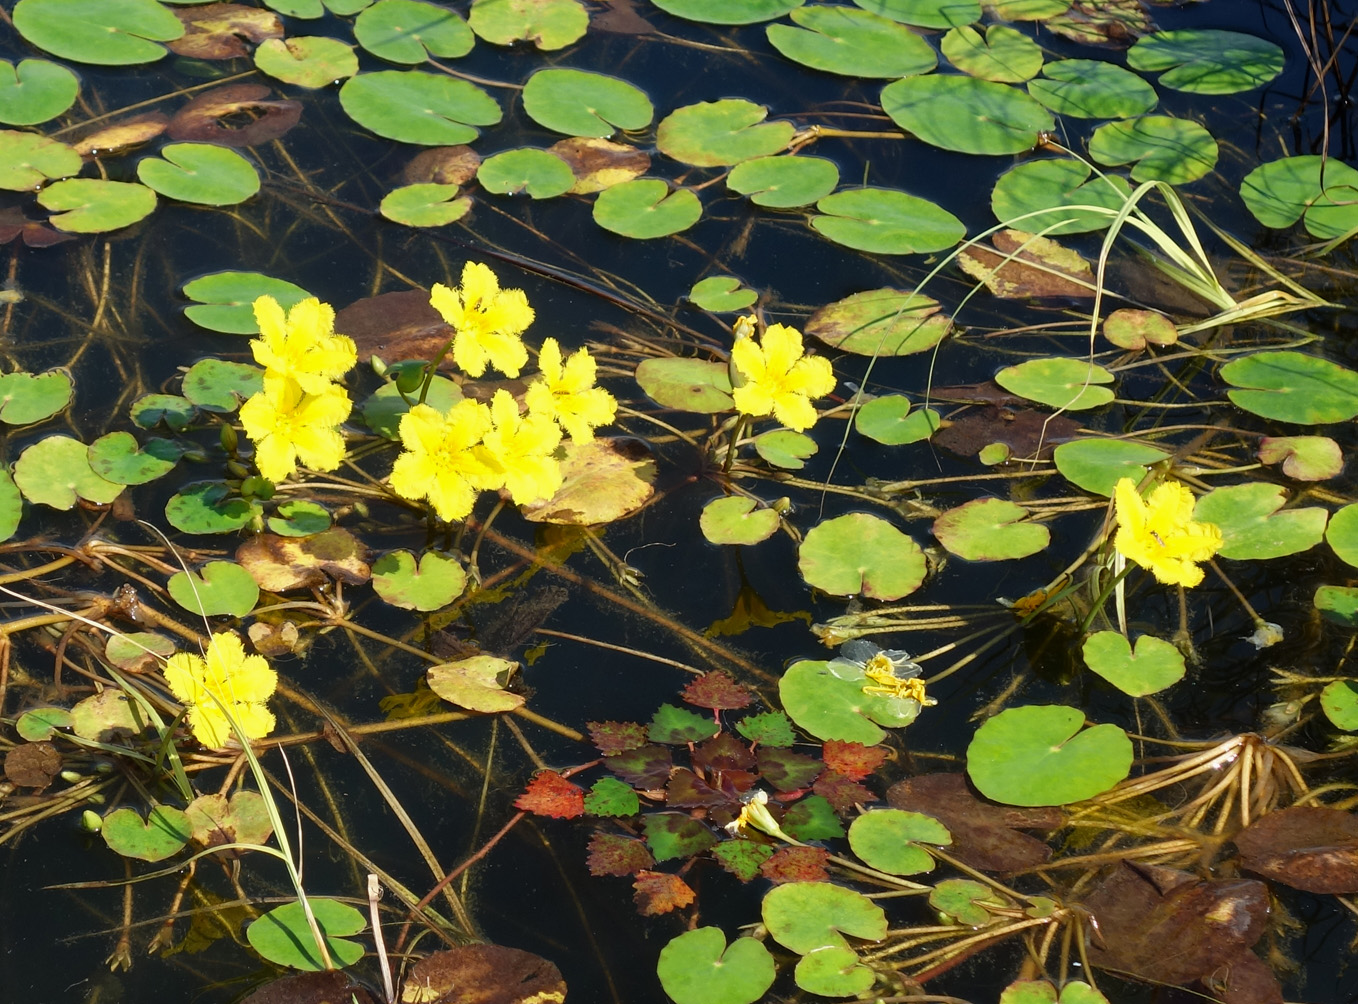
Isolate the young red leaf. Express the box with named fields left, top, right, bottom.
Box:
left=588, top=720, right=647, bottom=755
left=633, top=871, right=696, bottom=916
left=666, top=767, right=732, bottom=809
left=813, top=771, right=877, bottom=813
left=586, top=831, right=654, bottom=877
left=760, top=845, right=831, bottom=884
left=514, top=770, right=585, bottom=819
left=821, top=739, right=888, bottom=781
left=680, top=670, right=754, bottom=710
left=604, top=744, right=673, bottom=788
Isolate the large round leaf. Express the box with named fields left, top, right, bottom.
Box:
left=0, top=131, right=81, bottom=190
left=780, top=659, right=924, bottom=742
left=994, top=358, right=1115, bottom=411
left=467, top=0, right=588, bottom=50
left=727, top=155, right=838, bottom=208
left=882, top=75, right=1054, bottom=156
left=932, top=498, right=1049, bottom=561
left=14, top=435, right=123, bottom=509
left=799, top=512, right=926, bottom=599
left=1088, top=116, right=1218, bottom=185
left=354, top=0, right=474, bottom=62
left=1127, top=29, right=1284, bottom=95
left=1027, top=60, right=1157, bottom=119
left=967, top=704, right=1132, bottom=806
left=13, top=0, right=184, bottom=65
left=941, top=24, right=1042, bottom=83
left=852, top=0, right=979, bottom=28
left=182, top=271, right=311, bottom=334
left=635, top=358, right=733, bottom=411
left=137, top=142, right=260, bottom=206
left=0, top=369, right=72, bottom=425
left=1240, top=156, right=1358, bottom=240
left=1081, top=631, right=1185, bottom=697
left=0, top=58, right=79, bottom=126
left=522, top=69, right=653, bottom=137
left=379, top=182, right=471, bottom=226
left=253, top=36, right=359, bottom=88
left=657, top=928, right=775, bottom=1004
left=848, top=808, right=950, bottom=875
left=656, top=99, right=794, bottom=167
left=1327, top=504, right=1358, bottom=569
left=247, top=899, right=366, bottom=971
left=37, top=179, right=157, bottom=233
left=1220, top=351, right=1358, bottom=424
left=1192, top=482, right=1327, bottom=560
left=593, top=178, right=701, bottom=238
left=990, top=159, right=1132, bottom=234
left=763, top=882, right=887, bottom=953
left=477, top=148, right=574, bottom=198
left=811, top=188, right=964, bottom=254
left=339, top=71, right=501, bottom=146
left=806, top=288, right=951, bottom=356
left=767, top=6, right=936, bottom=79
left=1052, top=438, right=1168, bottom=496
left=650, top=0, right=803, bottom=25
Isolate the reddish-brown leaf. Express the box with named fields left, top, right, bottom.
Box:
left=586, top=831, right=653, bottom=877
left=681, top=670, right=754, bottom=710
left=813, top=771, right=876, bottom=813
left=760, top=845, right=830, bottom=884
left=888, top=774, right=1060, bottom=872
left=514, top=770, right=584, bottom=819
left=587, top=720, right=648, bottom=755
left=604, top=744, right=673, bottom=788
left=3, top=741, right=61, bottom=789
left=167, top=83, right=301, bottom=147
left=933, top=406, right=1080, bottom=462
left=821, top=740, right=887, bottom=781
left=0, top=208, right=75, bottom=248
left=334, top=290, right=455, bottom=367
left=1234, top=805, right=1358, bottom=894
left=399, top=945, right=566, bottom=1004
left=757, top=747, right=823, bottom=793
left=633, top=870, right=696, bottom=916
left=169, top=3, right=283, bottom=59
left=692, top=733, right=756, bottom=774
left=665, top=767, right=732, bottom=809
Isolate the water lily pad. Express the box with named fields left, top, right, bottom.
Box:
left=806, top=289, right=951, bottom=356
left=656, top=928, right=775, bottom=1004
left=360, top=374, right=461, bottom=438
left=37, top=178, right=157, bottom=233
left=1027, top=60, right=1157, bottom=118
left=699, top=496, right=779, bottom=546
left=799, top=512, right=926, bottom=599
left=168, top=560, right=261, bottom=617
left=966, top=704, right=1132, bottom=806
left=267, top=499, right=332, bottom=537
left=88, top=432, right=180, bottom=484
left=264, top=0, right=374, bottom=15
left=848, top=808, right=950, bottom=875
left=477, top=148, right=574, bottom=198
left=754, top=429, right=817, bottom=468
left=1127, top=29, right=1284, bottom=95
left=15, top=707, right=73, bottom=741
left=1240, top=156, right=1358, bottom=241
left=689, top=276, right=757, bottom=311
left=1327, top=504, right=1358, bottom=570
left=0, top=58, right=79, bottom=126
left=0, top=369, right=71, bottom=425
left=137, top=142, right=260, bottom=206
left=991, top=159, right=1133, bottom=234
left=183, top=271, right=311, bottom=334
left=372, top=549, right=467, bottom=609
left=852, top=0, right=979, bottom=28
left=811, top=188, right=965, bottom=254
left=1320, top=681, right=1358, bottom=731
left=0, top=468, right=20, bottom=543
left=854, top=395, right=939, bottom=445
left=1052, top=438, right=1168, bottom=496
left=794, top=945, right=874, bottom=997
left=932, top=498, right=1049, bottom=561
left=995, top=358, right=1114, bottom=411
left=13, top=435, right=123, bottom=509
left=14, top=0, right=184, bottom=65
left=0, top=131, right=81, bottom=190
left=247, top=899, right=366, bottom=971
left=767, top=6, right=936, bottom=79
left=166, top=482, right=260, bottom=534
left=1081, top=631, right=1185, bottom=697
left=1103, top=308, right=1177, bottom=350
left=520, top=438, right=656, bottom=524
left=650, top=0, right=803, bottom=25
left=1221, top=351, right=1358, bottom=424
left=102, top=805, right=190, bottom=862
left=71, top=690, right=140, bottom=741
left=1258, top=436, right=1342, bottom=481
left=182, top=358, right=263, bottom=412
left=522, top=69, right=653, bottom=137
left=131, top=393, right=196, bottom=431
left=882, top=75, right=1054, bottom=156
left=339, top=71, right=501, bottom=146
left=105, top=632, right=176, bottom=674
left=467, top=0, right=588, bottom=49
left=1002, top=981, right=1109, bottom=1004
left=657, top=100, right=793, bottom=167
left=941, top=24, right=1042, bottom=83
left=1315, top=585, right=1358, bottom=628
left=427, top=655, right=524, bottom=712
left=635, top=357, right=733, bottom=411
left=1193, top=483, right=1326, bottom=561
left=1088, top=116, right=1218, bottom=185
left=254, top=36, right=358, bottom=88
left=354, top=0, right=473, bottom=62
left=780, top=658, right=922, bottom=742
left=726, top=155, right=839, bottom=208
left=763, top=881, right=887, bottom=953
left=593, top=178, right=701, bottom=238
left=380, top=182, right=472, bottom=226
left=185, top=790, right=273, bottom=847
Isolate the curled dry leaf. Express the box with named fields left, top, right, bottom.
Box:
left=72, top=113, right=170, bottom=158
left=400, top=945, right=566, bottom=1004
left=402, top=145, right=483, bottom=186
left=1234, top=804, right=1358, bottom=894
left=168, top=3, right=283, bottom=60
left=548, top=136, right=650, bottom=193
left=168, top=83, right=301, bottom=147
left=236, top=527, right=371, bottom=593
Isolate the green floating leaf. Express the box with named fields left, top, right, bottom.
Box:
left=762, top=881, right=887, bottom=953
left=168, top=560, right=260, bottom=618
left=354, top=0, right=473, bottom=63
left=1221, top=351, right=1358, bottom=425
left=1258, top=435, right=1342, bottom=482
left=689, top=276, right=758, bottom=311
left=1327, top=504, right=1358, bottom=569
left=182, top=358, right=263, bottom=413
left=1240, top=156, right=1358, bottom=240
left=643, top=812, right=717, bottom=861
left=657, top=99, right=794, bottom=167
left=726, top=155, right=839, bottom=209
left=1316, top=585, right=1358, bottom=628
left=584, top=776, right=639, bottom=817
left=649, top=702, right=715, bottom=744
left=932, top=498, right=1049, bottom=561
left=427, top=655, right=523, bottom=712
left=0, top=369, right=71, bottom=425
left=88, top=432, right=180, bottom=485
left=254, top=36, right=359, bottom=88
left=852, top=0, right=979, bottom=28
left=1081, top=631, right=1185, bottom=697
left=1001, top=981, right=1111, bottom=1004
left=0, top=131, right=81, bottom=190
left=1088, top=116, right=1218, bottom=185
left=593, top=178, right=701, bottom=238
left=931, top=878, right=1003, bottom=926
left=380, top=183, right=472, bottom=227
left=477, top=148, right=574, bottom=198
left=16, top=706, right=72, bottom=741
left=0, top=58, right=79, bottom=126
left=799, top=512, right=926, bottom=599
left=780, top=658, right=921, bottom=743
left=941, top=24, right=1043, bottom=83
left=522, top=69, right=653, bottom=138
left=137, top=142, right=260, bottom=206
left=699, top=496, right=779, bottom=546
left=967, top=705, right=1132, bottom=806
left=811, top=188, right=965, bottom=254
left=14, top=435, right=122, bottom=509
left=467, top=0, right=588, bottom=49
left=105, top=632, right=176, bottom=673
left=0, top=468, right=20, bottom=543
left=848, top=808, right=950, bottom=875
left=635, top=357, right=732, bottom=412
left=372, top=549, right=467, bottom=609
left=1027, top=60, right=1157, bottom=119
left=1052, top=438, right=1168, bottom=496
left=854, top=395, right=939, bottom=445
left=1127, top=29, right=1284, bottom=95
left=166, top=482, right=260, bottom=534
left=13, top=0, right=183, bottom=66
left=247, top=899, right=366, bottom=971
left=651, top=0, right=803, bottom=25
left=995, top=357, right=1114, bottom=411
left=339, top=70, right=501, bottom=146
left=131, top=393, right=196, bottom=431
left=807, top=288, right=951, bottom=356
left=882, top=75, right=1054, bottom=156
left=183, top=271, right=311, bottom=334
left=767, top=5, right=936, bottom=79
left=991, top=159, right=1132, bottom=234
left=736, top=710, right=795, bottom=746
left=360, top=375, right=461, bottom=438
left=1320, top=680, right=1358, bottom=731
left=795, top=946, right=875, bottom=997
left=657, top=928, right=775, bottom=1004
left=1193, top=482, right=1327, bottom=561
left=102, top=805, right=190, bottom=862
left=755, top=429, right=816, bottom=469
left=989, top=0, right=1069, bottom=19
left=37, top=179, right=157, bottom=233
left=264, top=0, right=373, bottom=15
left=267, top=499, right=332, bottom=537
left=1103, top=308, right=1178, bottom=350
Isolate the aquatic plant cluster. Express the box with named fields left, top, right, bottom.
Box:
left=0, top=0, right=1357, bottom=1002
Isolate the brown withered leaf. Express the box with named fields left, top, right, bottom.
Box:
left=402, top=145, right=482, bottom=186
left=958, top=229, right=1095, bottom=300
left=400, top=945, right=566, bottom=1004
left=168, top=83, right=301, bottom=147
left=0, top=207, right=75, bottom=248
left=4, top=741, right=62, bottom=789
left=236, top=527, right=371, bottom=592
left=241, top=970, right=377, bottom=1004
left=169, top=3, right=283, bottom=59
left=933, top=406, right=1080, bottom=462
left=888, top=774, right=1060, bottom=872
left=73, top=113, right=170, bottom=157
left=1234, top=805, right=1358, bottom=894
left=1048, top=0, right=1153, bottom=47
left=334, top=289, right=453, bottom=366
left=549, top=137, right=650, bottom=193
left=633, top=871, right=696, bottom=916
left=592, top=0, right=656, bottom=34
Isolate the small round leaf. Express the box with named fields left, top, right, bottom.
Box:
left=14, top=435, right=123, bottom=509
left=656, top=99, right=794, bottom=167
left=372, top=549, right=467, bottom=610
left=1088, top=116, right=1218, bottom=185
left=467, top=0, right=588, bottom=50
left=994, top=358, right=1114, bottom=411
left=1081, top=631, right=1185, bottom=697
left=380, top=182, right=472, bottom=226
left=247, top=899, right=366, bottom=971
left=656, top=928, right=775, bottom=1004
left=354, top=0, right=473, bottom=63
left=168, top=561, right=261, bottom=617
left=137, top=142, right=260, bottom=206
left=699, top=496, right=779, bottom=546
left=339, top=70, right=501, bottom=146
left=811, top=188, right=964, bottom=255
left=932, top=498, right=1049, bottom=561
left=593, top=179, right=701, bottom=238
left=1220, top=351, right=1358, bottom=425
left=799, top=512, right=926, bottom=600
left=254, top=36, right=359, bottom=88
left=727, top=155, right=839, bottom=208
left=37, top=178, right=157, bottom=233
left=848, top=808, right=950, bottom=875
left=882, top=74, right=1054, bottom=156
left=477, top=148, right=574, bottom=198
left=522, top=69, right=653, bottom=137
left=967, top=705, right=1132, bottom=806
left=0, top=58, right=79, bottom=126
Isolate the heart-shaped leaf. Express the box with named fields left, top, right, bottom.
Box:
left=102, top=805, right=191, bottom=862
left=1081, top=631, right=1186, bottom=697
left=168, top=560, right=261, bottom=618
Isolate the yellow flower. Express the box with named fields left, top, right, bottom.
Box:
left=164, top=633, right=277, bottom=749
left=239, top=373, right=351, bottom=483
left=250, top=296, right=357, bottom=394
left=429, top=262, right=534, bottom=378
left=524, top=337, right=617, bottom=442
left=477, top=389, right=563, bottom=505
left=730, top=319, right=836, bottom=432
left=390, top=399, right=498, bottom=522
left=1113, top=477, right=1223, bottom=588
left=724, top=790, right=796, bottom=842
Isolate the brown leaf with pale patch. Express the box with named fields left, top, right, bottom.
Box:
left=586, top=831, right=654, bottom=876
left=169, top=3, right=283, bottom=59
left=403, top=146, right=482, bottom=187
left=4, top=741, right=61, bottom=789
left=241, top=970, right=377, bottom=1004
left=633, top=870, right=696, bottom=916
left=549, top=137, right=650, bottom=193
left=958, top=229, right=1094, bottom=300
left=168, top=83, right=301, bottom=147
left=334, top=290, right=453, bottom=366
left=821, top=740, right=887, bottom=781
left=72, top=113, right=170, bottom=158
left=813, top=771, right=876, bottom=813
left=681, top=670, right=754, bottom=710
left=520, top=439, right=656, bottom=526
left=399, top=945, right=566, bottom=1004
left=236, top=528, right=371, bottom=593
left=1234, top=805, right=1358, bottom=894
left=887, top=774, right=1060, bottom=872
left=760, top=845, right=830, bottom=884
left=933, top=406, right=1080, bottom=462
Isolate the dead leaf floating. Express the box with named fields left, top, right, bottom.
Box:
left=958, top=229, right=1095, bottom=300
left=167, top=83, right=301, bottom=147
left=399, top=944, right=566, bottom=1004
left=1234, top=804, right=1358, bottom=894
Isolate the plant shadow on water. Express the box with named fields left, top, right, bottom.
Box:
left=1, top=0, right=1358, bottom=1002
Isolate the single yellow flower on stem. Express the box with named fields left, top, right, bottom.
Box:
left=429, top=262, right=534, bottom=378
left=164, top=632, right=277, bottom=749
left=525, top=337, right=617, bottom=442
left=250, top=296, right=357, bottom=394
left=730, top=318, right=836, bottom=432
left=239, top=373, right=351, bottom=483
left=477, top=389, right=563, bottom=505
left=1113, top=477, right=1223, bottom=588
left=390, top=398, right=498, bottom=522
